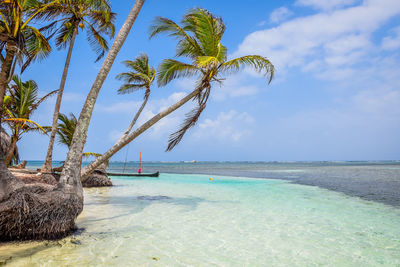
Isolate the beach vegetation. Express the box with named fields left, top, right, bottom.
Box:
left=0, top=0, right=144, bottom=242
left=2, top=75, right=56, bottom=166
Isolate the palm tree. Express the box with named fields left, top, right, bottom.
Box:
left=80, top=8, right=274, bottom=178
left=41, top=0, right=116, bottom=173
left=80, top=53, right=156, bottom=178
left=116, top=53, right=155, bottom=134
left=2, top=75, right=56, bottom=166
left=150, top=8, right=274, bottom=150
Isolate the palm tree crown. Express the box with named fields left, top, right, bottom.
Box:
left=0, top=0, right=55, bottom=73
left=116, top=53, right=156, bottom=98
left=39, top=0, right=116, bottom=61
left=2, top=75, right=55, bottom=133
left=149, top=8, right=274, bottom=151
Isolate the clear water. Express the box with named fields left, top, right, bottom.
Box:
left=1, top=172, right=400, bottom=266
left=28, top=160, right=400, bottom=206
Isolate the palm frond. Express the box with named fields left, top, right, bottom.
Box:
left=85, top=21, right=109, bottom=62
left=31, top=89, right=57, bottom=110
left=55, top=19, right=76, bottom=49
left=149, top=16, right=204, bottom=56
left=183, top=8, right=225, bottom=57
left=117, top=83, right=147, bottom=95
left=195, top=56, right=219, bottom=68
left=57, top=112, right=77, bottom=148
left=2, top=118, right=47, bottom=134
left=219, top=55, right=275, bottom=83
left=166, top=102, right=206, bottom=151
left=157, top=59, right=199, bottom=87
left=83, top=152, right=102, bottom=158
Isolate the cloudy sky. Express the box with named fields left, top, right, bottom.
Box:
left=19, top=0, right=400, bottom=161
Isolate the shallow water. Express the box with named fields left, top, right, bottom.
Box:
left=1, top=174, right=400, bottom=266
left=27, top=161, right=400, bottom=206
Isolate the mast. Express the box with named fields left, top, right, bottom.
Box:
left=138, top=151, right=142, bottom=173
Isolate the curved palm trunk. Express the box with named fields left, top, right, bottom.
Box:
left=60, top=0, right=145, bottom=186
left=124, top=93, right=149, bottom=135
left=42, top=27, right=78, bottom=173
left=81, top=87, right=201, bottom=179
left=4, top=137, right=17, bottom=167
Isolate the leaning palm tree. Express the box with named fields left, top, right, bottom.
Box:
left=2, top=75, right=56, bottom=166
left=80, top=8, right=274, bottom=178
left=41, top=0, right=116, bottom=173
left=151, top=8, right=274, bottom=151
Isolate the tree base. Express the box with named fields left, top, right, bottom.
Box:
left=0, top=184, right=83, bottom=242
left=82, top=171, right=112, bottom=188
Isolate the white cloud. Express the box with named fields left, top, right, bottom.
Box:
left=235, top=0, right=400, bottom=82
left=269, top=7, right=293, bottom=24
left=194, top=110, right=254, bottom=142
left=212, top=73, right=262, bottom=101
left=101, top=91, right=195, bottom=143
left=258, top=20, right=266, bottom=27
left=382, top=26, right=400, bottom=50
left=108, top=129, right=125, bottom=142
left=98, top=100, right=141, bottom=113
left=295, top=0, right=359, bottom=11
left=63, top=92, right=85, bottom=102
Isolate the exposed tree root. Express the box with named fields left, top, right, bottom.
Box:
left=82, top=170, right=112, bottom=188
left=0, top=184, right=83, bottom=241
left=82, top=161, right=112, bottom=188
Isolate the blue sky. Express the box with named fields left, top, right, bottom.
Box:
left=18, top=0, right=400, bottom=161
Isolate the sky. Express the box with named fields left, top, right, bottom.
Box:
left=15, top=0, right=400, bottom=161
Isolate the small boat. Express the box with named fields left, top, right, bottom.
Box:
left=110, top=151, right=159, bottom=177
left=107, top=171, right=159, bottom=177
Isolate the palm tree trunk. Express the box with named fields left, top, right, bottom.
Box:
left=0, top=45, right=16, bottom=114
left=4, top=137, right=17, bottom=167
left=124, top=93, right=149, bottom=135
left=81, top=86, right=201, bottom=179
left=42, top=27, right=78, bottom=173
left=60, top=0, right=145, bottom=186
left=0, top=46, right=17, bottom=164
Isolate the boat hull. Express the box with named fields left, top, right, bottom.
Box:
left=107, top=171, right=159, bottom=177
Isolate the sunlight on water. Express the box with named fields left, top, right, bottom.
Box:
left=1, top=174, right=400, bottom=266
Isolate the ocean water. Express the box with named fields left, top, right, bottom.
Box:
left=1, top=162, right=399, bottom=266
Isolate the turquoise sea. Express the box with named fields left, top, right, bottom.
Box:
left=1, top=161, right=400, bottom=266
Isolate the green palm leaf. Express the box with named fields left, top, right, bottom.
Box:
left=157, top=59, right=199, bottom=87
left=116, top=53, right=156, bottom=97
left=219, top=55, right=275, bottom=83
